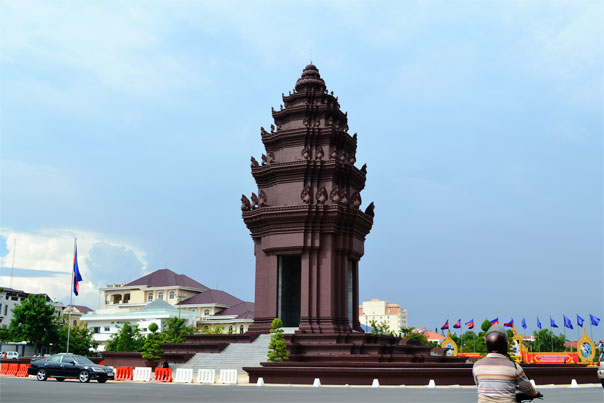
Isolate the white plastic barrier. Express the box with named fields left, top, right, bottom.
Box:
left=571, top=379, right=578, bottom=388
left=427, top=379, right=436, bottom=388
left=218, top=369, right=238, bottom=384
left=197, top=369, right=216, bottom=384
left=174, top=368, right=193, bottom=384
left=312, top=378, right=321, bottom=387
left=133, top=367, right=152, bottom=382
left=371, top=378, right=380, bottom=388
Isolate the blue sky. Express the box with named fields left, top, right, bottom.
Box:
left=0, top=0, right=602, bottom=338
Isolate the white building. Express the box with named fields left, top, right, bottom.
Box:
left=0, top=287, right=64, bottom=328
left=358, top=299, right=408, bottom=335
left=81, top=299, right=197, bottom=351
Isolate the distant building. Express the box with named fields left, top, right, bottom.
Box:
left=81, top=299, right=198, bottom=351
left=101, top=268, right=209, bottom=309
left=63, top=305, right=93, bottom=328
left=0, top=287, right=64, bottom=329
left=358, top=299, right=408, bottom=335
left=81, top=269, right=254, bottom=350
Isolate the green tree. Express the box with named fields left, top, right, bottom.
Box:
left=200, top=325, right=226, bottom=334
left=162, top=317, right=196, bottom=343
left=53, top=324, right=98, bottom=355
left=532, top=329, right=565, bottom=352
left=105, top=322, right=145, bottom=352
left=0, top=327, right=12, bottom=342
left=141, top=323, right=164, bottom=360
left=267, top=318, right=289, bottom=362
left=369, top=320, right=397, bottom=336
left=9, top=294, right=59, bottom=354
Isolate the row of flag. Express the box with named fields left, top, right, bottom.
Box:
left=441, top=314, right=601, bottom=330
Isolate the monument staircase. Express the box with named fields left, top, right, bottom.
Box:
left=176, top=334, right=271, bottom=375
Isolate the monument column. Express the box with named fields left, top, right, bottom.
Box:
left=242, top=64, right=374, bottom=334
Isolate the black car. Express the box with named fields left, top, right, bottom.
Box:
left=28, top=353, right=114, bottom=383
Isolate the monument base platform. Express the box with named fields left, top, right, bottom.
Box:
left=244, top=362, right=599, bottom=386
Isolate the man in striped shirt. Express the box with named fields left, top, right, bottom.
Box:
left=472, top=325, right=542, bottom=402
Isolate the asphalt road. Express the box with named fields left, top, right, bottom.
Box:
left=1, top=376, right=603, bottom=403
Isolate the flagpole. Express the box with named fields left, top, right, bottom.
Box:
left=66, top=238, right=76, bottom=353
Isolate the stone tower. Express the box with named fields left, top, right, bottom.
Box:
left=242, top=64, right=374, bottom=334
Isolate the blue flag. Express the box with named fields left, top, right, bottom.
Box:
left=577, top=314, right=584, bottom=328
left=590, top=314, right=600, bottom=326
left=550, top=316, right=558, bottom=328
left=73, top=243, right=83, bottom=296
left=537, top=317, right=542, bottom=329
left=563, top=315, right=573, bottom=329
left=521, top=318, right=527, bottom=329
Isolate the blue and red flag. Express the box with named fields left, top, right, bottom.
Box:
left=465, top=319, right=474, bottom=329
left=73, top=243, right=83, bottom=296
left=563, top=315, right=573, bottom=330
left=537, top=316, right=542, bottom=329
left=504, top=318, right=514, bottom=327
left=441, top=320, right=449, bottom=330
left=577, top=314, right=584, bottom=328
left=590, top=314, right=600, bottom=326
left=490, top=317, right=499, bottom=326
left=453, top=319, right=461, bottom=329
left=521, top=318, right=527, bottom=329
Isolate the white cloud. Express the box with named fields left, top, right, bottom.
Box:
left=0, top=228, right=147, bottom=309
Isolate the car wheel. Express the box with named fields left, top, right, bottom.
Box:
left=97, top=378, right=107, bottom=383
left=36, top=369, right=48, bottom=381
left=55, top=378, right=65, bottom=382
left=79, top=370, right=90, bottom=383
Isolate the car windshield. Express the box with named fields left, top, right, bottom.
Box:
left=73, top=355, right=94, bottom=365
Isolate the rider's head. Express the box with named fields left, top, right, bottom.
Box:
left=485, top=325, right=508, bottom=355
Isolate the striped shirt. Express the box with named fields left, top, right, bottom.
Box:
left=472, top=353, right=538, bottom=403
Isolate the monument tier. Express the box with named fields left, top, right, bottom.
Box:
left=242, top=64, right=375, bottom=334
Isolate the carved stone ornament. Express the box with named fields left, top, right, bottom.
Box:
left=268, top=152, right=275, bottom=163
left=330, top=147, right=338, bottom=160
left=349, top=154, right=356, bottom=165
left=300, top=185, right=311, bottom=204
left=251, top=192, right=259, bottom=209
left=260, top=127, right=268, bottom=136
left=338, top=151, right=347, bottom=163
left=251, top=156, right=259, bottom=168
left=329, top=186, right=340, bottom=203
left=360, top=163, right=367, bottom=174
left=316, top=186, right=328, bottom=204
left=364, top=201, right=375, bottom=217
left=351, top=191, right=362, bottom=210
left=241, top=195, right=251, bottom=211
left=258, top=190, right=267, bottom=207
left=302, top=146, right=311, bottom=160
left=270, top=124, right=275, bottom=133
left=261, top=154, right=268, bottom=166
left=340, top=188, right=349, bottom=205
left=315, top=147, right=324, bottom=160
left=353, top=132, right=357, bottom=142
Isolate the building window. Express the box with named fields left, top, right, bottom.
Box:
left=157, top=292, right=164, bottom=300
left=240, top=325, right=244, bottom=334
left=203, top=309, right=210, bottom=316
left=104, top=326, right=110, bottom=332
left=123, top=293, right=130, bottom=303
left=228, top=326, right=233, bottom=333
left=73, top=320, right=77, bottom=326
left=147, top=293, right=153, bottom=302
left=169, top=291, right=175, bottom=299
left=4, top=305, right=7, bottom=315
left=93, top=327, right=100, bottom=333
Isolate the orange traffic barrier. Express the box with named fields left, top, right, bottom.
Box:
left=115, top=366, right=133, bottom=381
left=16, top=364, right=30, bottom=377
left=153, top=368, right=172, bottom=382
left=0, top=363, right=9, bottom=375
left=6, top=363, right=19, bottom=376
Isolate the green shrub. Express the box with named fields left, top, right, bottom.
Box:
left=267, top=318, right=289, bottom=362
